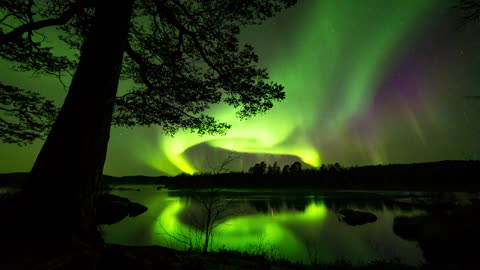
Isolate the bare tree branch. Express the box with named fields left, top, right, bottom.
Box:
left=0, top=0, right=86, bottom=45
left=152, top=0, right=224, bottom=77
left=124, top=41, right=157, bottom=90
left=0, top=82, right=57, bottom=145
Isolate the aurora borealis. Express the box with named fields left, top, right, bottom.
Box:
left=1, top=0, right=480, bottom=176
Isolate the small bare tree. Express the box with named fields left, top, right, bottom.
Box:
left=196, top=190, right=235, bottom=253
left=161, top=151, right=240, bottom=252
left=197, top=150, right=241, bottom=252
left=160, top=190, right=236, bottom=253
left=204, top=150, right=241, bottom=174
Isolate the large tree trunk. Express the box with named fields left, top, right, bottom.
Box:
left=21, top=0, right=134, bottom=250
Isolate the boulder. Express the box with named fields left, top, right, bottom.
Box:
left=338, top=209, right=377, bottom=226
left=128, top=202, right=148, bottom=217
left=97, top=194, right=148, bottom=225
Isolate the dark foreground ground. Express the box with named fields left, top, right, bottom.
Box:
left=1, top=243, right=476, bottom=270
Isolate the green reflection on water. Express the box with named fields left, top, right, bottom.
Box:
left=103, top=188, right=427, bottom=265
left=154, top=199, right=328, bottom=263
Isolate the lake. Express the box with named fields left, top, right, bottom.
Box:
left=100, top=186, right=480, bottom=266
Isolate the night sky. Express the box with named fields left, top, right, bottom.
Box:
left=1, top=0, right=480, bottom=176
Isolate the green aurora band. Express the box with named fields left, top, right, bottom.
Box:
left=141, top=0, right=436, bottom=175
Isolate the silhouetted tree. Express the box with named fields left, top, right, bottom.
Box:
left=0, top=0, right=296, bottom=251
left=0, top=83, right=57, bottom=145
left=282, top=164, right=290, bottom=175
left=160, top=189, right=235, bottom=253
left=267, top=161, right=281, bottom=175
left=249, top=161, right=267, bottom=175
left=334, top=162, right=342, bottom=171
left=328, top=162, right=343, bottom=173
left=194, top=190, right=234, bottom=253
left=289, top=161, right=302, bottom=175
left=319, top=164, right=327, bottom=172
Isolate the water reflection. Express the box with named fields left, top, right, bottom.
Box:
left=103, top=187, right=426, bottom=265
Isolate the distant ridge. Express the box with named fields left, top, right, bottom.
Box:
left=102, top=175, right=169, bottom=185
left=0, top=173, right=170, bottom=188
left=355, top=159, right=480, bottom=168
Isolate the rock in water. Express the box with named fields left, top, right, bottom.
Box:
left=97, top=194, right=148, bottom=224
left=128, top=202, right=148, bottom=217
left=338, top=209, right=377, bottom=226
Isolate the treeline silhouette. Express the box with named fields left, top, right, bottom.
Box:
left=166, top=160, right=480, bottom=191
left=1, top=160, right=479, bottom=191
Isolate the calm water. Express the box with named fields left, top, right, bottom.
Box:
left=101, top=186, right=461, bottom=265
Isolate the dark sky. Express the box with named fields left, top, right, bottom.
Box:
left=1, top=0, right=480, bottom=176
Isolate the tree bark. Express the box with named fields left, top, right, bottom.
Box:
left=21, top=0, right=134, bottom=250
left=204, top=211, right=211, bottom=253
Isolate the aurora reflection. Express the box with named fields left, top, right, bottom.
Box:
left=154, top=198, right=328, bottom=262
left=100, top=191, right=423, bottom=265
